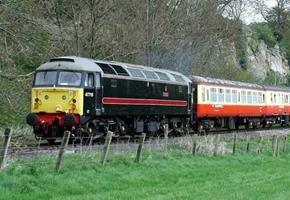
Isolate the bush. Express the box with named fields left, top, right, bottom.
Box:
left=251, top=23, right=277, bottom=48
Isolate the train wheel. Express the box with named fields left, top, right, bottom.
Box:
left=47, top=138, right=56, bottom=145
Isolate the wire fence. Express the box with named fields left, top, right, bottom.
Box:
left=1, top=127, right=290, bottom=172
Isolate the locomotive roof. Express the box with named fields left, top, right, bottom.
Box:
left=37, top=56, right=191, bottom=84
left=94, top=59, right=191, bottom=84
left=36, top=56, right=102, bottom=72
left=190, top=75, right=264, bottom=89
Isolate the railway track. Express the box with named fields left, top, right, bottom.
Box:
left=6, top=126, right=290, bottom=159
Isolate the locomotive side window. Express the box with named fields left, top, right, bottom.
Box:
left=178, top=86, right=183, bottom=93
left=210, top=88, right=217, bottom=102
left=111, top=79, right=117, bottom=87
left=95, top=73, right=100, bottom=88
left=232, top=90, right=238, bottom=103
left=96, top=62, right=117, bottom=75
left=85, top=73, right=94, bottom=87
left=128, top=68, right=145, bottom=78
left=110, top=64, right=129, bottom=76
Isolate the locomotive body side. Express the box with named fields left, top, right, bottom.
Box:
left=27, top=56, right=192, bottom=142
left=101, top=75, right=189, bottom=116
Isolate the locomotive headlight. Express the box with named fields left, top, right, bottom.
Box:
left=72, top=99, right=77, bottom=103
left=44, top=95, right=49, bottom=100
left=34, top=98, right=39, bottom=103
left=56, top=105, right=62, bottom=112
left=62, top=95, right=66, bottom=100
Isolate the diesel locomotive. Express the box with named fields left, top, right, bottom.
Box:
left=26, top=56, right=290, bottom=143
left=26, top=56, right=192, bottom=144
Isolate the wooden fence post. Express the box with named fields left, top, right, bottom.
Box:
left=100, top=131, right=113, bottom=166
left=257, top=134, right=264, bottom=153
left=55, top=131, right=71, bottom=172
left=0, top=128, right=12, bottom=171
left=214, top=135, right=220, bottom=156
left=273, top=135, right=279, bottom=157
left=233, top=134, right=237, bottom=154
left=164, top=124, right=169, bottom=157
left=192, top=134, right=198, bottom=156
left=245, top=135, right=251, bottom=153
left=276, top=136, right=280, bottom=157
left=283, top=135, right=288, bottom=152
left=135, top=133, right=146, bottom=164
left=272, top=135, right=276, bottom=149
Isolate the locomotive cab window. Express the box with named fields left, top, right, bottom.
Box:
left=34, top=71, right=57, bottom=86
left=58, top=71, right=82, bottom=86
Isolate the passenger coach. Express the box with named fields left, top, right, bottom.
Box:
left=190, top=76, right=266, bottom=131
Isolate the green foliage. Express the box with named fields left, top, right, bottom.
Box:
left=209, top=58, right=259, bottom=83
left=251, top=23, right=277, bottom=48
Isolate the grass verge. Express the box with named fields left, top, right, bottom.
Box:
left=0, top=150, right=290, bottom=200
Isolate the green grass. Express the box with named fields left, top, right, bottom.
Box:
left=1, top=151, right=290, bottom=200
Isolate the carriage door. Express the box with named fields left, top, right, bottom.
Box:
left=83, top=72, right=102, bottom=116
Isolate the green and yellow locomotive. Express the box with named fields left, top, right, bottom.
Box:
left=26, top=56, right=192, bottom=143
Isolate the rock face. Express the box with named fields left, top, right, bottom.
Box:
left=247, top=40, right=289, bottom=81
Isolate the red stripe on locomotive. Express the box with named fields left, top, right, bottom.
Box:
left=102, top=97, right=187, bottom=106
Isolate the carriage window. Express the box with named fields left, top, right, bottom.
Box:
left=241, top=91, right=247, bottom=103
left=247, top=91, right=252, bottom=104
left=85, top=73, right=94, bottom=87
left=218, top=88, right=224, bottom=103
left=285, top=95, right=289, bottom=104
left=258, top=92, right=263, bottom=104
left=210, top=88, right=217, bottom=102
left=232, top=90, right=238, bottom=103
left=253, top=92, right=257, bottom=104
left=202, top=87, right=206, bottom=102
left=273, top=93, right=277, bottom=103
left=279, top=93, right=283, bottom=104
left=225, top=89, right=231, bottom=103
